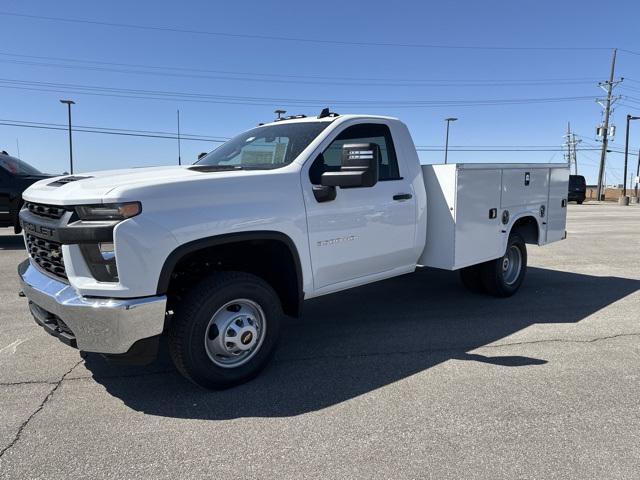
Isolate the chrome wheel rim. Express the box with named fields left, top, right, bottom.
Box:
left=204, top=299, right=266, bottom=368
left=502, top=245, right=522, bottom=286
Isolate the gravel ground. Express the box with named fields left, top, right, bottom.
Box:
left=0, top=203, right=638, bottom=479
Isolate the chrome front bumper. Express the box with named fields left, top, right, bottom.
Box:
left=18, top=260, right=167, bottom=354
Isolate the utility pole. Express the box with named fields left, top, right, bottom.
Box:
left=177, top=109, right=182, bottom=166
left=572, top=133, right=579, bottom=175
left=622, top=115, right=640, bottom=198
left=564, top=122, right=581, bottom=174
left=565, top=122, right=571, bottom=165
left=59, top=99, right=75, bottom=174
left=596, top=49, right=623, bottom=201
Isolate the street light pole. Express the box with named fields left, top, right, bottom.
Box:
left=635, top=148, right=640, bottom=199
left=444, top=117, right=457, bottom=164
left=177, top=109, right=182, bottom=166
left=59, top=99, right=75, bottom=174
left=623, top=114, right=640, bottom=198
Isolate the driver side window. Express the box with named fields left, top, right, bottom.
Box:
left=309, top=123, right=400, bottom=185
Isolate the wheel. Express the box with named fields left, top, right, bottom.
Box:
left=577, top=200, right=583, bottom=205
left=168, top=271, right=282, bottom=389
left=12, top=207, right=22, bottom=234
left=481, top=233, right=527, bottom=297
left=459, top=264, right=486, bottom=293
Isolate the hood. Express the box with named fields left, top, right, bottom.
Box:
left=22, top=165, right=206, bottom=205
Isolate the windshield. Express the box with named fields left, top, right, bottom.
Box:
left=0, top=155, right=42, bottom=176
left=195, top=122, right=330, bottom=169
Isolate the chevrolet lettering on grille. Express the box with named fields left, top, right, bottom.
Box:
left=22, top=221, right=56, bottom=239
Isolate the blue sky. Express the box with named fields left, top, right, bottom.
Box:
left=1, top=0, right=640, bottom=184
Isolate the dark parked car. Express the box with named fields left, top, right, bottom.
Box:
left=0, top=151, right=52, bottom=233
left=568, top=174, right=586, bottom=204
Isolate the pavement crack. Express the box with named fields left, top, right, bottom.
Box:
left=0, top=380, right=57, bottom=387
left=0, top=360, right=83, bottom=460
left=278, top=332, right=640, bottom=363
left=4, top=334, right=635, bottom=393
left=64, top=369, right=177, bottom=382
left=482, top=332, right=640, bottom=349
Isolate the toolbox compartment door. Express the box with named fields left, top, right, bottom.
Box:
left=545, top=167, right=569, bottom=243
left=454, top=168, right=503, bottom=267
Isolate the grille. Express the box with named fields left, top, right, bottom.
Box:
left=25, top=233, right=67, bottom=279
left=24, top=202, right=67, bottom=220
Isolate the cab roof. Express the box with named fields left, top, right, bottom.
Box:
left=258, top=113, right=400, bottom=128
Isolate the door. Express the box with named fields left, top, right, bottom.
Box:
left=546, top=167, right=569, bottom=243
left=455, top=168, right=503, bottom=267
left=304, top=122, right=417, bottom=289
left=0, top=168, right=11, bottom=225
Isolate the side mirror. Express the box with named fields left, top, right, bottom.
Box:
left=320, top=143, right=379, bottom=188
left=197, top=152, right=207, bottom=160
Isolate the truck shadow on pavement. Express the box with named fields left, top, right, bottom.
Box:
left=83, top=266, right=639, bottom=419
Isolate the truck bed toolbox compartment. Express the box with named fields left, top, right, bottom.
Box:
left=418, top=163, right=569, bottom=270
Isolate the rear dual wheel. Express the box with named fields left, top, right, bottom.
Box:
left=459, top=233, right=527, bottom=297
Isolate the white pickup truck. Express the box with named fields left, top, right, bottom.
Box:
left=18, top=111, right=569, bottom=388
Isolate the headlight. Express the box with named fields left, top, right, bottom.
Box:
left=73, top=203, right=140, bottom=282
left=75, top=202, right=141, bottom=221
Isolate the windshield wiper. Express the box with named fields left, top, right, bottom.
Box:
left=190, top=164, right=286, bottom=172
left=189, top=165, right=245, bottom=172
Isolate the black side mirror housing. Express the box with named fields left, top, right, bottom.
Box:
left=197, top=152, right=207, bottom=160
left=320, top=143, right=380, bottom=188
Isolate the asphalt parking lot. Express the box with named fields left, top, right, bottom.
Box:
left=0, top=203, right=638, bottom=479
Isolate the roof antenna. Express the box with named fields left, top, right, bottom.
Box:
left=318, top=107, right=338, bottom=119
left=274, top=109, right=286, bottom=120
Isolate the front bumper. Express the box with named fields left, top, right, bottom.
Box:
left=18, top=260, right=167, bottom=354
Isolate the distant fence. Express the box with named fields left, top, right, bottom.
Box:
left=585, top=187, right=639, bottom=201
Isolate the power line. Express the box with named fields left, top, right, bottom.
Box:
left=0, top=118, right=612, bottom=152
left=620, top=96, right=640, bottom=104
left=0, top=118, right=229, bottom=141
left=417, top=144, right=568, bottom=148
left=0, top=52, right=601, bottom=84
left=0, top=78, right=597, bottom=108
left=0, top=52, right=602, bottom=88
left=619, top=85, right=640, bottom=93
left=0, top=120, right=226, bottom=143
left=0, top=11, right=614, bottom=51
left=416, top=147, right=603, bottom=152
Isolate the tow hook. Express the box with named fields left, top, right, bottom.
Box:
left=18, top=290, right=25, bottom=297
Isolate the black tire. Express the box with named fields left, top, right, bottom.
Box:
left=481, top=233, right=527, bottom=297
left=12, top=206, right=22, bottom=234
left=577, top=200, right=583, bottom=205
left=459, top=264, right=486, bottom=293
left=168, top=271, right=282, bottom=389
